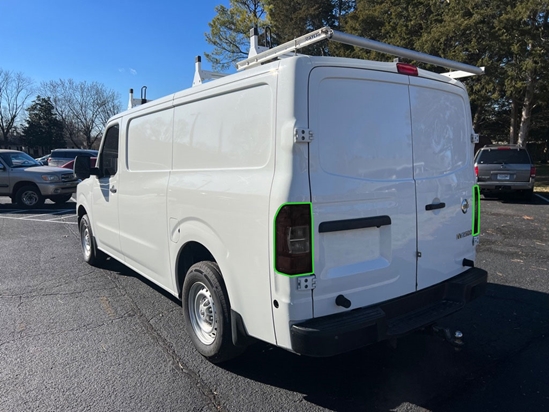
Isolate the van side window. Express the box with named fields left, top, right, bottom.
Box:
left=100, top=125, right=119, bottom=177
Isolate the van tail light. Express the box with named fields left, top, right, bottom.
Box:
left=474, top=165, right=478, bottom=177
left=396, top=63, right=418, bottom=76
left=530, top=166, right=536, bottom=178
left=275, top=203, right=313, bottom=275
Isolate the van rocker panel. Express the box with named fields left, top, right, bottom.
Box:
left=290, top=267, right=487, bottom=357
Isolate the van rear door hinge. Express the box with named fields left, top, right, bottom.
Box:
left=297, top=275, right=316, bottom=290
left=294, top=128, right=313, bottom=143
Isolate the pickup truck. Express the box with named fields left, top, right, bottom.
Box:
left=0, top=149, right=79, bottom=208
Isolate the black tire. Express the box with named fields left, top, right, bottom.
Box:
left=50, top=194, right=72, bottom=204
left=182, top=261, right=244, bottom=363
left=79, top=214, right=105, bottom=266
left=15, top=185, right=44, bottom=208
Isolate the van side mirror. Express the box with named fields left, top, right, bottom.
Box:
left=74, top=156, right=91, bottom=180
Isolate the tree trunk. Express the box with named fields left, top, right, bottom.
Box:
left=472, top=106, right=482, bottom=132
left=509, top=98, right=518, bottom=145
left=517, top=72, right=536, bottom=147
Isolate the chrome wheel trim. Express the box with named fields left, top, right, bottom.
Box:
left=21, top=190, right=39, bottom=206
left=81, top=223, right=92, bottom=260
left=188, top=282, right=217, bottom=345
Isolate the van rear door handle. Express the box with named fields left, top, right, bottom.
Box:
left=425, top=202, right=445, bottom=211
left=110, top=186, right=117, bottom=194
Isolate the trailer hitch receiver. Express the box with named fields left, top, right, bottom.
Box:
left=431, top=325, right=464, bottom=351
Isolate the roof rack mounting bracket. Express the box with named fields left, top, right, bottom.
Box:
left=193, top=56, right=228, bottom=87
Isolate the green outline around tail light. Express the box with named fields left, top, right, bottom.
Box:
left=472, top=185, right=480, bottom=236
left=273, top=202, right=315, bottom=277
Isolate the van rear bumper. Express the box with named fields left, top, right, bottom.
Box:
left=289, top=267, right=487, bottom=357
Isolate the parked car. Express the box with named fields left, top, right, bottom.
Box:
left=0, top=150, right=79, bottom=208
left=60, top=157, right=97, bottom=170
left=474, top=144, right=536, bottom=199
left=48, top=149, right=98, bottom=167
left=35, top=154, right=51, bottom=165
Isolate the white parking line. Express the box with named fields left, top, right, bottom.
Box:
left=16, top=212, right=54, bottom=219
left=0, top=215, right=77, bottom=224
left=535, top=193, right=549, bottom=203
left=46, top=215, right=76, bottom=222
left=0, top=207, right=77, bottom=224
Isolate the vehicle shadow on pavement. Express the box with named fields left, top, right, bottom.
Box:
left=98, top=257, right=181, bottom=305
left=220, top=283, right=549, bottom=412
left=0, top=201, right=76, bottom=213
left=92, top=254, right=549, bottom=411
left=482, top=193, right=549, bottom=206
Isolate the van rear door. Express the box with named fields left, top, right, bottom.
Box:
left=308, top=67, right=417, bottom=318
left=409, top=78, right=476, bottom=289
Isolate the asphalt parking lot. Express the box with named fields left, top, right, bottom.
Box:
left=1, top=195, right=548, bottom=411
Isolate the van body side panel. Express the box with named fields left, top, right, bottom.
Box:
left=268, top=59, right=315, bottom=349
left=118, top=103, right=175, bottom=292
left=308, top=67, right=417, bottom=319
left=169, top=77, right=277, bottom=344
left=409, top=78, right=476, bottom=289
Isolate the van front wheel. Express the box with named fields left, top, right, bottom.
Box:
left=79, top=214, right=105, bottom=266
left=182, top=262, right=243, bottom=363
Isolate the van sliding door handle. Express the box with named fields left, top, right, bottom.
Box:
left=425, top=202, right=445, bottom=211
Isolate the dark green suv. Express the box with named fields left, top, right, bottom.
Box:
left=474, top=145, right=535, bottom=199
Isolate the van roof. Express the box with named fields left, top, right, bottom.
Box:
left=115, top=53, right=465, bottom=122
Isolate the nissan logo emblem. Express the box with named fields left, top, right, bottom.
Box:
left=461, top=199, right=469, bottom=214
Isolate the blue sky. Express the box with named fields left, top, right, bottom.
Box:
left=1, top=0, right=232, bottom=107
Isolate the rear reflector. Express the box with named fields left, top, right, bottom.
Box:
left=472, top=185, right=480, bottom=236
left=396, top=63, right=418, bottom=76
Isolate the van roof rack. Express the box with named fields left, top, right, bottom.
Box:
left=193, top=56, right=229, bottom=87
left=128, top=86, right=151, bottom=110
left=237, top=27, right=484, bottom=77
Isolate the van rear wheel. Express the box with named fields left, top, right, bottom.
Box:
left=182, top=261, right=243, bottom=363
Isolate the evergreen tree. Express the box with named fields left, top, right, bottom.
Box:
left=204, top=0, right=269, bottom=70
left=22, top=96, right=64, bottom=151
left=205, top=0, right=549, bottom=145
left=343, top=0, right=549, bottom=145
left=267, top=0, right=355, bottom=54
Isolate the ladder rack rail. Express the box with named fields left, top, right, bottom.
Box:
left=236, top=27, right=484, bottom=76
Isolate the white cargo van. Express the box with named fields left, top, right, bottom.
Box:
left=75, top=28, right=487, bottom=363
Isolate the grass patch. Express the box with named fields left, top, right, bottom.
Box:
left=535, top=163, right=549, bottom=192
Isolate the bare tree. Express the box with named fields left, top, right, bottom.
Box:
left=41, top=79, right=121, bottom=149
left=0, top=69, right=35, bottom=145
